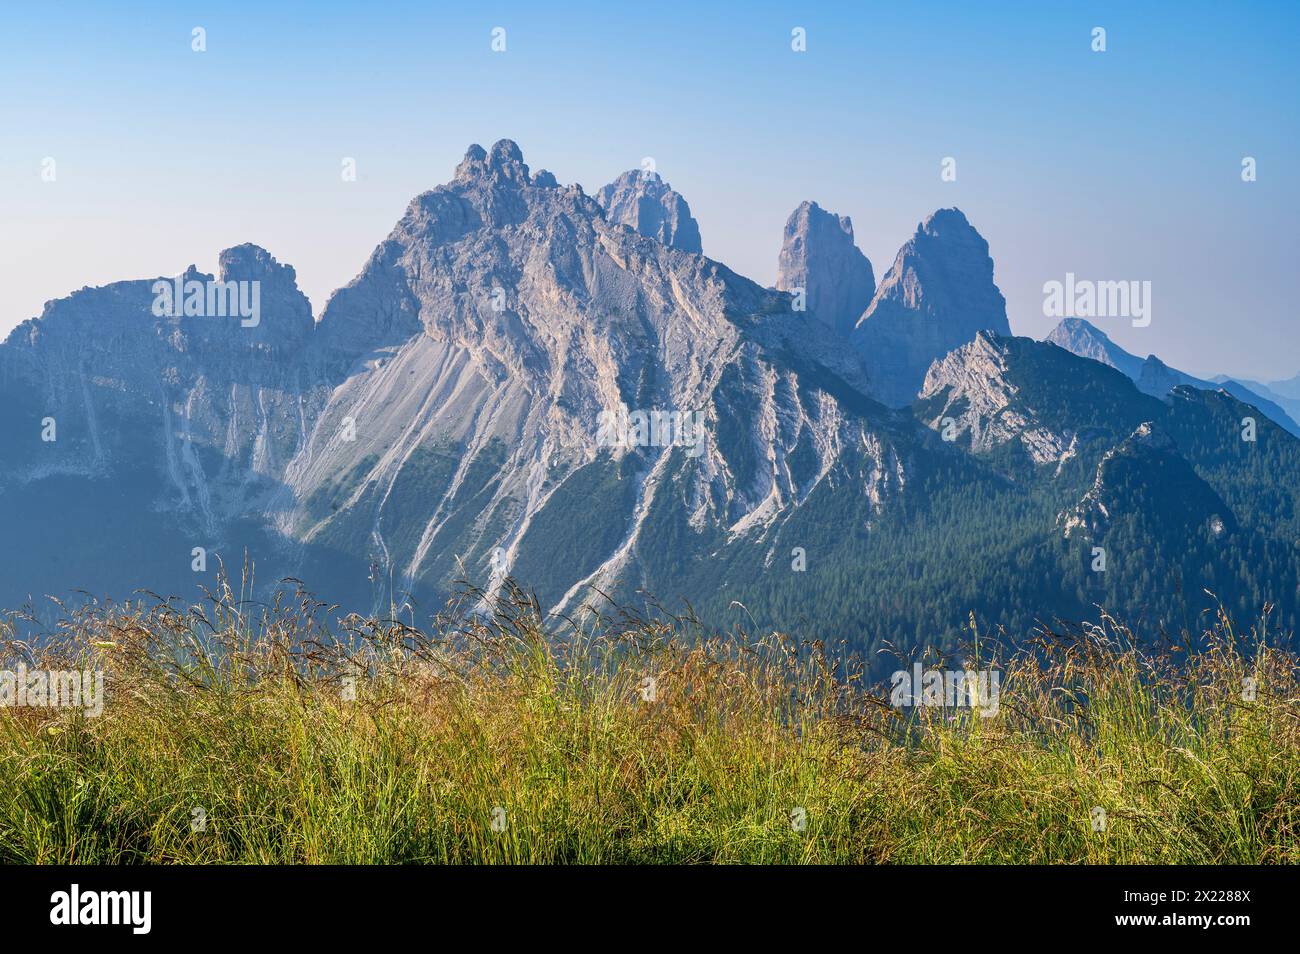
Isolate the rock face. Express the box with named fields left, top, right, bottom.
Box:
left=293, top=141, right=900, bottom=614
left=595, top=169, right=703, bottom=253
left=915, top=329, right=1172, bottom=472
left=774, top=201, right=875, bottom=336
left=852, top=208, right=1009, bottom=407
left=0, top=139, right=906, bottom=619
left=0, top=244, right=316, bottom=519
left=918, top=331, right=1078, bottom=466
left=916, top=331, right=1244, bottom=550
left=2, top=139, right=1299, bottom=663
left=1046, top=317, right=1300, bottom=435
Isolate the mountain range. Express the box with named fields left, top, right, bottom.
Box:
left=1046, top=317, right=1300, bottom=436
left=3, top=139, right=1297, bottom=670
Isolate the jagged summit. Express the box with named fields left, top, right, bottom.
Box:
left=921, top=331, right=1080, bottom=465
left=862, top=209, right=1006, bottom=325
left=4, top=138, right=1299, bottom=660
left=775, top=200, right=875, bottom=337
left=454, top=139, right=532, bottom=184
left=852, top=207, right=1009, bottom=407
left=920, top=207, right=977, bottom=234
left=595, top=169, right=702, bottom=253
left=216, top=243, right=299, bottom=289
left=4, top=242, right=311, bottom=354
left=288, top=136, right=897, bottom=616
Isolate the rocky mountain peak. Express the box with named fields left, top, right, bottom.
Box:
left=868, top=208, right=1006, bottom=318
left=918, top=332, right=1076, bottom=464
left=595, top=169, right=702, bottom=253
left=8, top=136, right=1297, bottom=657
left=454, top=139, right=531, bottom=185
left=1045, top=318, right=1137, bottom=374
left=774, top=200, right=875, bottom=337
left=852, top=207, right=1009, bottom=407
left=211, top=244, right=314, bottom=343
left=218, top=243, right=292, bottom=283
left=918, top=206, right=974, bottom=236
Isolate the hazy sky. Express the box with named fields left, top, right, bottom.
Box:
left=3, top=1, right=1297, bottom=379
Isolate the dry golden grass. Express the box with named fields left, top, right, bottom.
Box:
left=0, top=576, right=1295, bottom=864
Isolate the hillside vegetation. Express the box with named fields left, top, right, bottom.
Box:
left=0, top=577, right=1295, bottom=864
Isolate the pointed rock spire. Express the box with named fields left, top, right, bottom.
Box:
left=595, top=169, right=702, bottom=253
left=214, top=244, right=314, bottom=342
left=775, top=200, right=875, bottom=336
left=454, top=139, right=531, bottom=185
left=852, top=208, right=1009, bottom=406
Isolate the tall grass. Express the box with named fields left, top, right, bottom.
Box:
left=0, top=577, right=1295, bottom=864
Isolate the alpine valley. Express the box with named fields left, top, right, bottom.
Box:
left=4, top=141, right=1298, bottom=671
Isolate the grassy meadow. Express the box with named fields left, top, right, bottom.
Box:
left=0, top=578, right=1295, bottom=864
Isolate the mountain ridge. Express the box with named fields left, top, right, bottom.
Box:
left=1045, top=317, right=1300, bottom=436
left=3, top=139, right=1297, bottom=671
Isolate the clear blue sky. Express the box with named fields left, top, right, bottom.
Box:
left=2, top=0, right=1297, bottom=379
